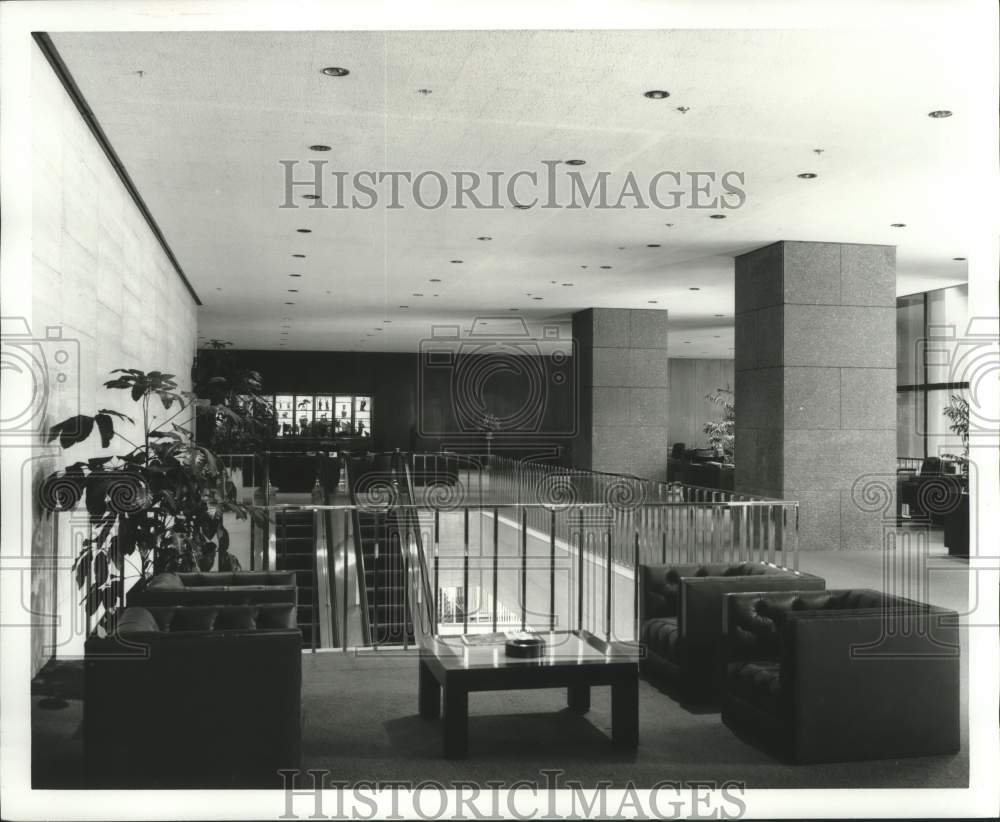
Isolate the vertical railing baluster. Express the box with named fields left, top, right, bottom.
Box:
left=462, top=507, right=469, bottom=635
left=605, top=526, right=613, bottom=642
left=342, top=511, right=349, bottom=651
left=633, top=531, right=640, bottom=644
left=577, top=509, right=584, bottom=633
left=549, top=508, right=556, bottom=632
left=520, top=507, right=528, bottom=630
left=492, top=506, right=499, bottom=633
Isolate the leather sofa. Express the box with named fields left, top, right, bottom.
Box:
left=84, top=603, right=302, bottom=787
left=639, top=562, right=825, bottom=700
left=721, top=588, right=960, bottom=763
left=667, top=452, right=735, bottom=491
left=127, top=570, right=298, bottom=607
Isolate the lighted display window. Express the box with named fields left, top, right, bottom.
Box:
left=265, top=394, right=372, bottom=438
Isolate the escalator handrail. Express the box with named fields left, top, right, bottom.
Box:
left=392, top=451, right=436, bottom=639
left=341, top=454, right=374, bottom=645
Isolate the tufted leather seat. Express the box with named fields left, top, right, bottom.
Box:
left=638, top=562, right=824, bottom=701
left=84, top=604, right=302, bottom=788
left=720, top=588, right=961, bottom=763
left=128, top=571, right=298, bottom=607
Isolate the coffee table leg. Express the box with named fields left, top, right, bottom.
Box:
left=418, top=659, right=440, bottom=719
left=567, top=684, right=591, bottom=714
left=442, top=681, right=469, bottom=758
left=611, top=675, right=639, bottom=748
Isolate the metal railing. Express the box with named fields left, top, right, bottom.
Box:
left=237, top=450, right=799, bottom=649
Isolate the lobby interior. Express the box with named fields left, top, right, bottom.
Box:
left=5, top=9, right=998, bottom=813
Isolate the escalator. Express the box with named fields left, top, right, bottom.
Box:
left=345, top=452, right=415, bottom=646
left=272, top=510, right=320, bottom=649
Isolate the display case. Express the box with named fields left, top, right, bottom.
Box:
left=267, top=394, right=372, bottom=439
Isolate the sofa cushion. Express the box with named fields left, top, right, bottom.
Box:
left=146, top=572, right=184, bottom=590
left=116, top=607, right=161, bottom=635
left=641, top=616, right=680, bottom=660
left=257, top=605, right=298, bottom=630
left=214, top=606, right=258, bottom=630
left=727, top=660, right=783, bottom=715
left=169, top=607, right=220, bottom=632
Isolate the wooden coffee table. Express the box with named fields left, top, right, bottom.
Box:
left=417, top=631, right=639, bottom=758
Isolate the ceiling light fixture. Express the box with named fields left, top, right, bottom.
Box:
left=647, top=244, right=660, bottom=248
left=644, top=90, right=670, bottom=99
left=289, top=273, right=302, bottom=277
left=285, top=301, right=295, bottom=305
left=514, top=204, right=530, bottom=209
left=532, top=296, right=543, bottom=300
left=714, top=314, right=725, bottom=317
left=689, top=287, right=700, bottom=291
left=675, top=106, right=690, bottom=114
left=599, top=265, right=611, bottom=270
left=430, top=278, right=442, bottom=282
left=417, top=88, right=432, bottom=95
left=797, top=172, right=818, bottom=179
left=565, top=159, right=586, bottom=166
left=399, top=305, right=409, bottom=309
left=953, top=257, right=966, bottom=261
left=664, top=223, right=674, bottom=227
left=296, top=228, right=312, bottom=233
left=891, top=223, right=907, bottom=228
left=292, top=254, right=306, bottom=258
left=412, top=293, right=424, bottom=297
left=477, top=236, right=492, bottom=241
left=927, top=110, right=952, bottom=118
left=562, top=283, right=574, bottom=286
left=450, top=260, right=463, bottom=264
left=709, top=214, right=727, bottom=220
left=321, top=67, right=350, bottom=77
left=309, top=145, right=331, bottom=152
left=302, top=194, right=321, bottom=200
left=648, top=300, right=658, bottom=304
left=287, top=289, right=299, bottom=293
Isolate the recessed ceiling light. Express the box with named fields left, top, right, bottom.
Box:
left=890, top=223, right=907, bottom=228
left=647, top=244, right=661, bottom=248
left=321, top=67, right=350, bottom=77
left=412, top=293, right=424, bottom=297
left=714, top=335, right=721, bottom=339
left=399, top=305, right=409, bottom=309
left=296, top=228, right=312, bottom=233
left=514, top=204, right=531, bottom=210
left=287, top=289, right=299, bottom=293
left=374, top=328, right=383, bottom=332
left=285, top=301, right=295, bottom=305
left=648, top=300, right=658, bottom=304
left=417, top=88, right=432, bottom=95
left=302, top=194, right=321, bottom=200
left=383, top=320, right=392, bottom=323
left=928, top=110, right=952, bottom=118
left=310, top=145, right=331, bottom=152
left=675, top=106, right=690, bottom=114
left=509, top=308, right=518, bottom=311
left=477, top=236, right=492, bottom=241
left=709, top=214, right=727, bottom=220
left=580, top=265, right=588, bottom=269
left=429, top=278, right=442, bottom=283
left=683, top=341, right=691, bottom=344
left=689, top=287, right=700, bottom=291
left=644, top=90, right=670, bottom=99
left=450, top=260, right=463, bottom=264
left=532, top=296, right=543, bottom=300
left=797, top=172, right=818, bottom=179
left=714, top=314, right=725, bottom=317
left=953, top=257, right=966, bottom=261
left=562, top=283, right=574, bottom=286
left=289, top=273, right=302, bottom=277
left=292, top=254, right=306, bottom=258
left=432, top=294, right=439, bottom=297
left=565, top=159, right=586, bottom=166
left=664, top=223, right=674, bottom=227
left=599, top=265, right=611, bottom=270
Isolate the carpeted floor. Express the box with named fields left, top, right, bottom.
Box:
left=31, top=541, right=971, bottom=790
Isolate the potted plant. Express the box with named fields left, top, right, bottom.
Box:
left=941, top=393, right=969, bottom=478
left=702, top=386, right=735, bottom=464
left=40, top=368, right=266, bottom=629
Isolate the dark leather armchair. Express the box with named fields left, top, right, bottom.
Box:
left=127, top=571, right=298, bottom=607
left=84, top=604, right=302, bottom=787
left=899, top=457, right=962, bottom=521
left=721, top=588, right=960, bottom=763
left=638, top=562, right=825, bottom=700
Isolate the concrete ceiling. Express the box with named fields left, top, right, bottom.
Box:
left=50, top=29, right=973, bottom=357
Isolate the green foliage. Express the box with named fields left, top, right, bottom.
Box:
left=702, top=386, right=735, bottom=464
left=191, top=340, right=275, bottom=452
left=40, top=368, right=267, bottom=627
left=941, top=393, right=970, bottom=471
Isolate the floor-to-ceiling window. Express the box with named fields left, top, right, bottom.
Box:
left=896, top=284, right=969, bottom=459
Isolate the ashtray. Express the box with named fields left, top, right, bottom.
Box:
left=505, top=632, right=545, bottom=659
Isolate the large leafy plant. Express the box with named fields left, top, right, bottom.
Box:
left=40, top=369, right=265, bottom=627
left=941, top=393, right=970, bottom=474
left=703, top=386, right=735, bottom=464
left=191, top=340, right=275, bottom=452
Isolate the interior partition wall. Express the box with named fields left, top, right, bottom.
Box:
left=896, top=284, right=970, bottom=460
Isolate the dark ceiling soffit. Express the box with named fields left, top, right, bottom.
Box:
left=31, top=32, right=203, bottom=306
